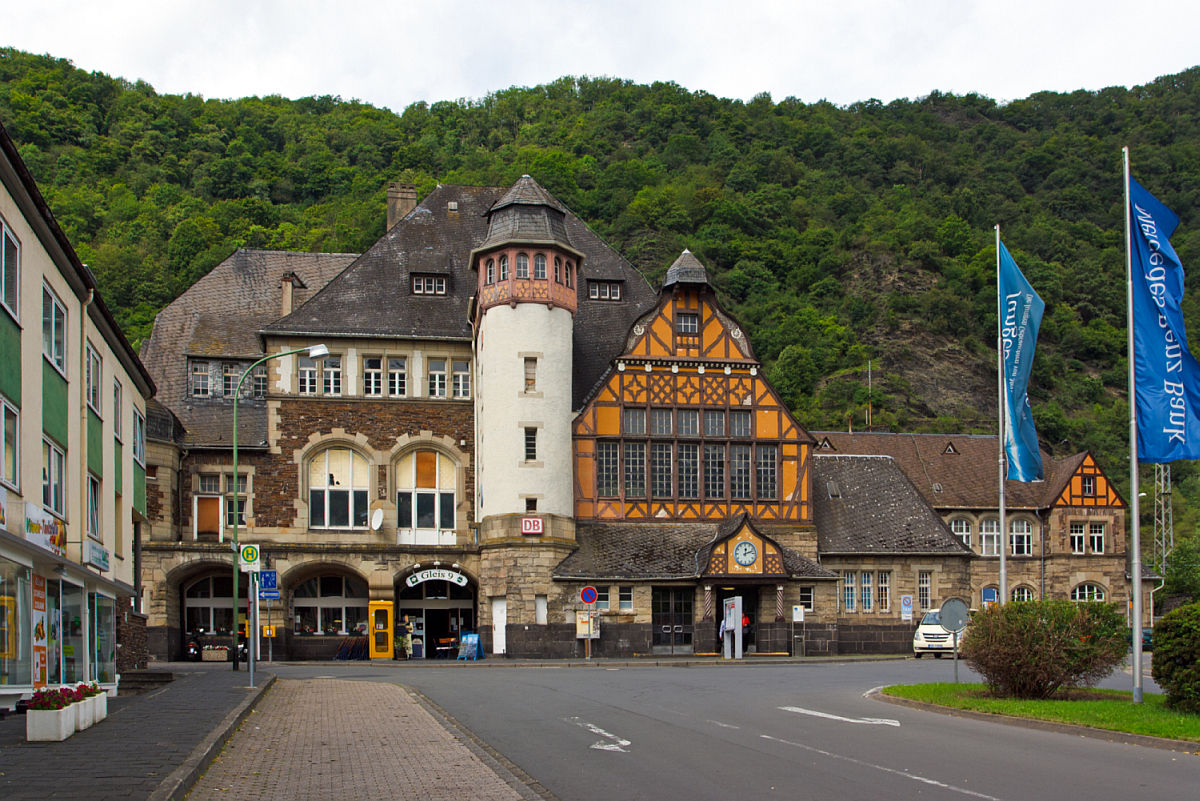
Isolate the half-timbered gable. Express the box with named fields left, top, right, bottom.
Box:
left=573, top=251, right=816, bottom=525
left=1051, top=452, right=1124, bottom=507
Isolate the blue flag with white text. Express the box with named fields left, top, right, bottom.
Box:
left=1129, top=178, right=1200, bottom=462
left=999, top=241, right=1045, bottom=481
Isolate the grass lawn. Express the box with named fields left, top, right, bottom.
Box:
left=883, top=683, right=1200, bottom=743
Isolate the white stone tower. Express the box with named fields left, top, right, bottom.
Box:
left=471, top=176, right=583, bottom=538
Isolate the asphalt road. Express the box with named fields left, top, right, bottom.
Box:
left=268, top=659, right=1192, bottom=801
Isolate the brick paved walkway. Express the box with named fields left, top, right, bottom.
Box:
left=0, top=669, right=262, bottom=800
left=187, top=679, right=530, bottom=801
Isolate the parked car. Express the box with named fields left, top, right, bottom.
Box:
left=1127, top=626, right=1154, bottom=652
left=913, top=610, right=968, bottom=658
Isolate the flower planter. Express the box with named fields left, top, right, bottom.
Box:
left=93, top=693, right=107, bottom=721
left=27, top=707, right=74, bottom=742
left=74, top=697, right=95, bottom=731
left=201, top=649, right=228, bottom=662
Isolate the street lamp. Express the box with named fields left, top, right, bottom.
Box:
left=231, top=343, right=328, bottom=674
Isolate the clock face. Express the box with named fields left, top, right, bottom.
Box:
left=733, top=541, right=757, bottom=567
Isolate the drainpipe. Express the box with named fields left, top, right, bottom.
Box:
left=1039, top=511, right=1046, bottom=599
left=79, top=289, right=93, bottom=560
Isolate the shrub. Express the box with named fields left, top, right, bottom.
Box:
left=960, top=600, right=1128, bottom=699
left=1151, top=602, right=1200, bottom=714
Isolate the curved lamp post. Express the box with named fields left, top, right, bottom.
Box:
left=231, top=343, right=328, bottom=675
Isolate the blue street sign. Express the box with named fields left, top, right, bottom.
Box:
left=259, top=570, right=277, bottom=590
left=580, top=586, right=597, bottom=605
left=259, top=589, right=280, bottom=600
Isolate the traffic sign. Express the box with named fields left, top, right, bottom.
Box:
left=580, top=586, right=598, bottom=605
left=900, top=594, right=914, bottom=622
left=239, top=543, right=260, bottom=573
left=259, top=589, right=280, bottom=600
left=259, top=570, right=277, bottom=590
left=939, top=598, right=970, bottom=633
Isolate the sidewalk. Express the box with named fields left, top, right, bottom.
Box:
left=187, top=679, right=537, bottom=801
left=0, top=669, right=268, bottom=801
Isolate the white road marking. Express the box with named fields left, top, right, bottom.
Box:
left=568, top=717, right=632, bottom=752
left=780, top=706, right=900, bottom=727
left=762, top=735, right=1001, bottom=800
left=863, top=685, right=886, bottom=697
left=706, top=719, right=740, bottom=729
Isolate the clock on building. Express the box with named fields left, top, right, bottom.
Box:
left=733, top=541, right=757, bottom=567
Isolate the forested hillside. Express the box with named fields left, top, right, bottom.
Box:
left=3, top=47, right=1200, bottom=539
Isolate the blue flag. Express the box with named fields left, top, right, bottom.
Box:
left=1129, top=178, right=1200, bottom=462
left=999, top=241, right=1045, bottom=481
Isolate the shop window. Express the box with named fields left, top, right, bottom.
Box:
left=183, top=574, right=248, bottom=635
left=397, top=449, right=457, bottom=545
left=293, top=575, right=369, bottom=635
left=0, top=557, right=31, bottom=686
left=619, top=586, right=633, bottom=611
left=42, top=285, right=66, bottom=373
left=951, top=518, right=971, bottom=548
left=42, top=439, right=64, bottom=516
left=1089, top=522, right=1105, bottom=554
left=309, top=448, right=370, bottom=529
left=389, top=358, right=407, bottom=397
left=1071, top=583, right=1105, bottom=602
left=92, top=594, right=117, bottom=683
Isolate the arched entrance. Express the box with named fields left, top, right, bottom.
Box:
left=395, top=567, right=476, bottom=659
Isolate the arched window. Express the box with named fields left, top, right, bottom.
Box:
left=1071, top=583, right=1105, bottom=602
left=293, top=575, right=369, bottom=636
left=554, top=257, right=562, bottom=283
left=485, top=259, right=495, bottom=285
left=516, top=253, right=530, bottom=279
left=565, top=261, right=574, bottom=288
left=184, top=573, right=249, bottom=635
left=534, top=253, right=547, bottom=280
left=499, top=254, right=509, bottom=281
left=1010, top=519, right=1032, bottom=556
left=309, top=448, right=371, bottom=528
left=980, top=518, right=1000, bottom=556
left=397, top=449, right=457, bottom=546
left=1012, top=586, right=1034, bottom=602
left=950, top=518, right=971, bottom=548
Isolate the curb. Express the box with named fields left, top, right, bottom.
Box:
left=252, top=654, right=910, bottom=669
left=872, top=691, right=1200, bottom=754
left=146, top=673, right=277, bottom=801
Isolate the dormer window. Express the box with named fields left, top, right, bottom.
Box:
left=943, top=442, right=958, bottom=455
left=589, top=281, right=621, bottom=301
left=412, top=275, right=447, bottom=295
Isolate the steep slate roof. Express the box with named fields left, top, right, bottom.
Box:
left=814, top=455, right=974, bottom=555
left=140, top=248, right=358, bottom=446
left=814, top=432, right=1089, bottom=510
left=262, top=181, right=657, bottom=410
left=661, top=249, right=711, bottom=288
left=556, top=521, right=834, bottom=580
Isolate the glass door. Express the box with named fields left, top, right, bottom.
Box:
left=61, top=582, right=83, bottom=683
left=652, top=588, right=694, bottom=655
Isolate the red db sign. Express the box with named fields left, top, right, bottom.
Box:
left=521, top=517, right=544, bottom=535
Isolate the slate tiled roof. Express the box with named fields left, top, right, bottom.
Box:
left=145, top=398, right=185, bottom=446
left=814, top=432, right=1090, bottom=510
left=262, top=181, right=656, bottom=410
left=813, top=455, right=974, bottom=555
left=139, top=248, right=358, bottom=446
left=555, top=521, right=834, bottom=580
left=661, top=249, right=711, bottom=288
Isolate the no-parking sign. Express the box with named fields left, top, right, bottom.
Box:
left=900, top=595, right=914, bottom=622
left=580, top=586, right=598, bottom=605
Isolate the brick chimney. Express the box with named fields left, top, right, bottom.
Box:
left=280, top=271, right=307, bottom=317
left=387, top=182, right=418, bottom=229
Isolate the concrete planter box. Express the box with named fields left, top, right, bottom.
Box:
left=201, top=649, right=228, bottom=662
left=74, top=698, right=95, bottom=731
left=92, top=693, right=107, bottom=721
left=27, top=707, right=75, bottom=742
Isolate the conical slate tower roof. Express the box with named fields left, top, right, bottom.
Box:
left=477, top=175, right=574, bottom=251
left=662, top=249, right=711, bottom=288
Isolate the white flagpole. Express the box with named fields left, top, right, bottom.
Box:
left=996, top=224, right=1008, bottom=605
left=1124, top=146, right=1144, bottom=704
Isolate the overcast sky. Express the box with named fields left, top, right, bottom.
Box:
left=6, top=1, right=1199, bottom=111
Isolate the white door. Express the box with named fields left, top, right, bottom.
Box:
left=491, top=597, right=507, bottom=655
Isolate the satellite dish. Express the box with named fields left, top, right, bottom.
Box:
left=370, top=509, right=384, bottom=531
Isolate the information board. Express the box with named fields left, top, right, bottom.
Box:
left=457, top=633, right=481, bottom=660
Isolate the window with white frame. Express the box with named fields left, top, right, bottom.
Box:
left=298, top=357, right=318, bottom=395
left=553, top=257, right=562, bottom=283
left=1012, top=586, right=1034, bottom=602
left=411, top=275, right=447, bottom=295
left=798, top=586, right=815, bottom=611
left=623, top=408, right=646, bottom=435
left=1070, top=521, right=1085, bottom=554
left=619, top=586, right=633, bottom=610
left=452, top=360, right=470, bottom=398
left=222, top=363, right=238, bottom=397
left=588, top=281, right=621, bottom=300
left=113, top=380, right=123, bottom=440
left=981, top=519, right=1000, bottom=556
left=1, top=217, right=19, bottom=319
left=1010, top=519, right=1032, bottom=556
left=524, top=358, right=537, bottom=392
left=596, top=586, right=610, bottom=610
left=252, top=365, right=267, bottom=398
left=499, top=255, right=509, bottom=281
left=534, top=253, right=546, bottom=280
left=85, top=343, right=102, bottom=413
left=388, top=358, right=406, bottom=397
left=843, top=572, right=856, bottom=611
left=756, top=445, right=778, bottom=500
left=293, top=575, right=369, bottom=636
left=1082, top=476, right=1095, bottom=495
left=184, top=574, right=248, bottom=635
left=918, top=571, right=932, bottom=610
left=650, top=443, right=671, bottom=497
left=428, top=359, right=447, bottom=398
left=322, top=356, right=342, bottom=395
left=729, top=445, right=751, bottom=499
left=42, top=286, right=66, bottom=372
left=225, top=473, right=248, bottom=527
left=1071, top=584, right=1105, bottom=602
left=195, top=474, right=222, bottom=538
left=1089, top=522, right=1105, bottom=554
left=678, top=443, right=699, bottom=499
left=677, top=410, right=698, bottom=436
left=877, top=571, right=891, bottom=611
left=309, top=448, right=370, bottom=528
left=730, top=411, right=752, bottom=437
left=650, top=409, right=672, bottom=436
left=485, top=259, right=495, bottom=285
left=515, top=253, right=529, bottom=279
left=396, top=449, right=457, bottom=533
left=132, top=407, right=145, bottom=466
left=0, top=397, right=16, bottom=489
left=676, top=313, right=699, bottom=334
left=861, top=572, right=874, bottom=612
left=565, top=261, right=574, bottom=288
left=951, top=518, right=971, bottom=547
left=43, top=439, right=64, bottom=516
left=363, top=357, right=383, bottom=396
left=86, top=474, right=100, bottom=541
left=191, top=361, right=210, bottom=397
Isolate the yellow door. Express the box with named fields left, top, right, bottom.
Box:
left=368, top=601, right=393, bottom=659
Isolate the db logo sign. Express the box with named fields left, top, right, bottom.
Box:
left=521, top=517, right=544, bottom=535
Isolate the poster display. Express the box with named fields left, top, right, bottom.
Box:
left=33, top=574, right=46, bottom=688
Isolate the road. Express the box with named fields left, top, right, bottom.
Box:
left=266, top=658, right=1193, bottom=801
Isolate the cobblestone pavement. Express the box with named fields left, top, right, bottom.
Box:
left=187, top=679, right=533, bottom=801
left=0, top=669, right=262, bottom=800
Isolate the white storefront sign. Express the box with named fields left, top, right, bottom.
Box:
left=406, top=568, right=469, bottom=588
left=26, top=502, right=67, bottom=558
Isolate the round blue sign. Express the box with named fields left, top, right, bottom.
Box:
left=580, top=586, right=598, bottom=605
